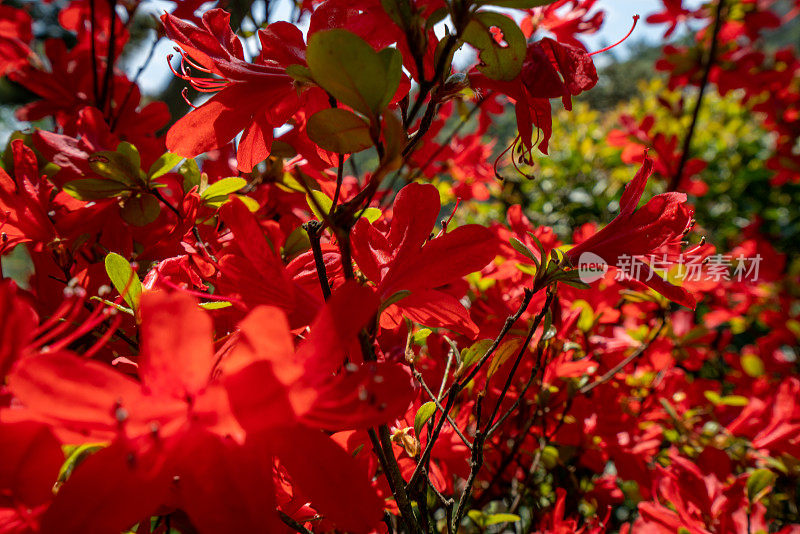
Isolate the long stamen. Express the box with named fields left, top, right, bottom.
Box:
left=589, top=15, right=639, bottom=57
left=32, top=291, right=87, bottom=349
left=81, top=312, right=124, bottom=360
left=494, top=136, right=518, bottom=180
left=48, top=302, right=111, bottom=353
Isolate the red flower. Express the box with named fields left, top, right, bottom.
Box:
left=566, top=156, right=697, bottom=309
left=0, top=140, right=58, bottom=250
left=0, top=422, right=63, bottom=534
left=471, top=38, right=597, bottom=158
left=162, top=9, right=307, bottom=172
left=351, top=183, right=498, bottom=337
left=6, top=284, right=411, bottom=532
left=0, top=5, right=33, bottom=76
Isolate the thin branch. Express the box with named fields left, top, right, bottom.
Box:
left=304, top=221, right=332, bottom=300
left=111, top=34, right=161, bottom=131
left=579, top=318, right=666, bottom=394
left=411, top=364, right=472, bottom=449
left=101, top=0, right=118, bottom=115
left=669, top=0, right=726, bottom=191
left=279, top=511, right=313, bottom=534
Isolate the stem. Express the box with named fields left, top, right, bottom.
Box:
left=579, top=318, right=666, bottom=394
left=331, top=154, right=345, bottom=214
left=379, top=425, right=421, bottom=533
left=89, top=0, right=100, bottom=105
left=101, top=0, right=118, bottom=115
left=304, top=221, right=332, bottom=300
left=111, top=34, right=161, bottom=131
left=669, top=0, right=726, bottom=191
left=279, top=511, right=313, bottom=534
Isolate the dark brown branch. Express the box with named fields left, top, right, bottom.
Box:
left=579, top=318, right=666, bottom=394
left=669, top=0, right=726, bottom=191
left=279, top=511, right=313, bottom=534
left=303, top=221, right=332, bottom=300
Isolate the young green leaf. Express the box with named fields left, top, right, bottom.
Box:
left=201, top=177, right=248, bottom=202
left=120, top=193, right=161, bottom=226
left=62, top=179, right=130, bottom=201
left=413, top=401, right=437, bottom=438
left=307, top=108, right=374, bottom=154
left=462, top=12, right=526, bottom=81
left=306, top=29, right=402, bottom=117
left=148, top=152, right=184, bottom=181
left=104, top=252, right=142, bottom=311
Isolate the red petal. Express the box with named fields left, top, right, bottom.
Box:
left=396, top=289, right=480, bottom=338
left=0, top=421, right=62, bottom=507
left=40, top=440, right=172, bottom=534
left=383, top=224, right=498, bottom=295
left=274, top=425, right=384, bottom=533
left=173, top=429, right=281, bottom=534
left=8, top=352, right=144, bottom=441
left=221, top=306, right=295, bottom=375
left=139, top=291, right=215, bottom=399
left=166, top=83, right=258, bottom=158
left=237, top=116, right=272, bottom=172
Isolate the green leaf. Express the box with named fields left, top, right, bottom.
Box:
left=201, top=177, right=248, bottom=201
left=62, top=179, right=130, bottom=200
left=381, top=290, right=411, bottom=312
left=461, top=339, right=494, bottom=369
left=198, top=301, right=233, bottom=310
left=306, top=29, right=402, bottom=117
left=307, top=108, right=374, bottom=154
left=117, top=142, right=141, bottom=172
left=381, top=109, right=406, bottom=171
left=411, top=328, right=433, bottom=345
left=361, top=207, right=383, bottom=223
left=286, top=64, right=315, bottom=85
left=235, top=194, right=260, bottom=211
left=58, top=443, right=104, bottom=484
left=148, top=152, right=184, bottom=181
left=486, top=338, right=523, bottom=378
left=718, top=395, right=750, bottom=407
left=120, top=193, right=161, bottom=226
left=180, top=158, right=202, bottom=193
left=307, top=190, right=333, bottom=221
left=741, top=354, right=765, bottom=377
left=747, top=469, right=777, bottom=502
left=483, top=513, right=521, bottom=526
left=377, top=47, right=403, bottom=109
left=509, top=236, right=539, bottom=267
left=89, top=142, right=146, bottom=186
left=414, top=401, right=437, bottom=438
left=88, top=296, right=135, bottom=316
left=462, top=12, right=526, bottom=81
left=284, top=226, right=312, bottom=258
left=104, top=252, right=142, bottom=311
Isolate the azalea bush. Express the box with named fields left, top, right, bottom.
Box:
left=1, top=0, right=799, bottom=533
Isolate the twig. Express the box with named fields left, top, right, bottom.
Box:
left=411, top=364, right=472, bottom=449
left=101, top=0, right=119, bottom=115
left=579, top=318, right=666, bottom=394
left=669, top=0, right=726, bottom=191
left=111, top=34, right=161, bottom=131
left=304, top=221, right=332, bottom=300
left=279, top=511, right=313, bottom=534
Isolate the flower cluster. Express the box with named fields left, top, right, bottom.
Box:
left=0, top=0, right=799, bottom=533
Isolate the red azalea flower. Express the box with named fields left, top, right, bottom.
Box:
left=566, top=156, right=697, bottom=309
left=162, top=9, right=306, bottom=172
left=471, top=37, right=598, bottom=159
left=351, top=183, right=498, bottom=338
left=0, top=422, right=63, bottom=534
